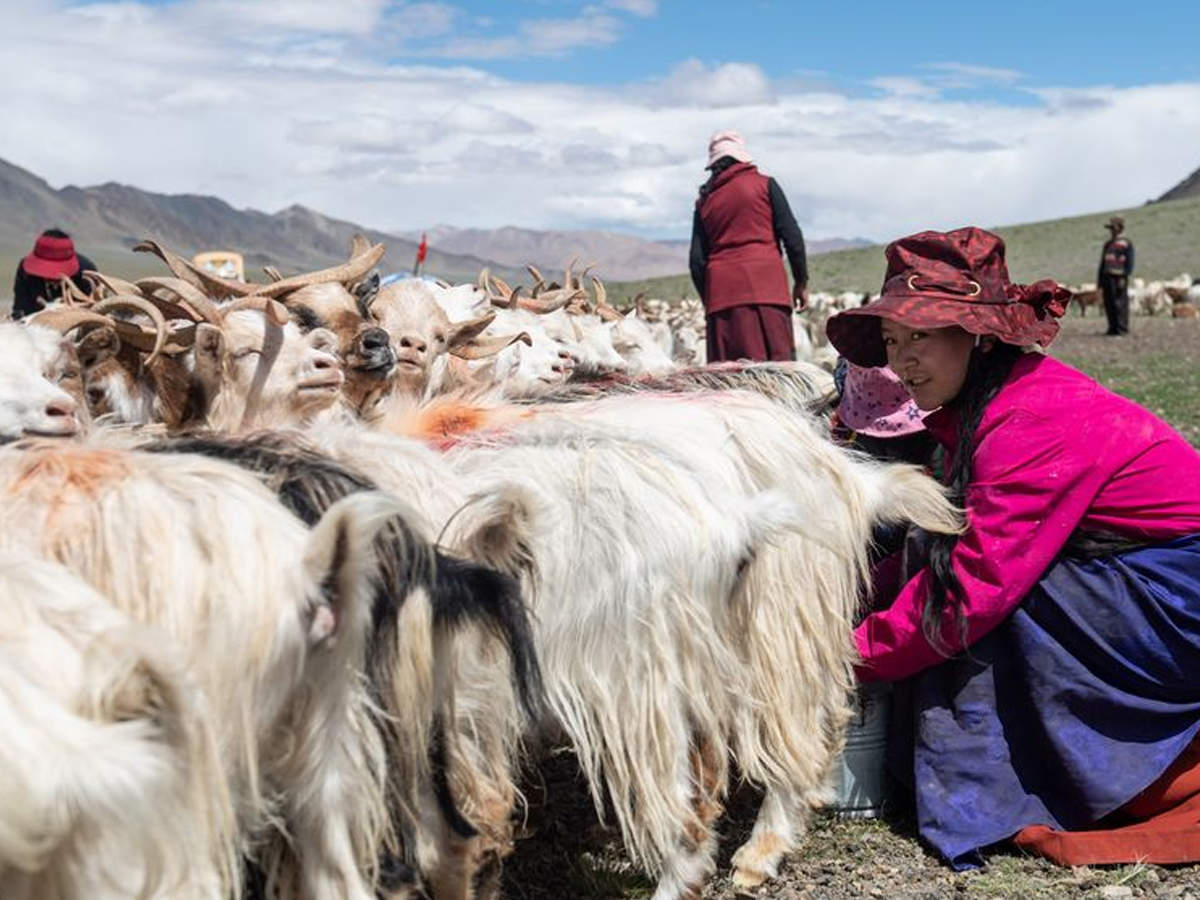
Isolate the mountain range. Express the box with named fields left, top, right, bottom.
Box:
left=400, top=225, right=871, bottom=281
left=3, top=152, right=1194, bottom=301
left=1156, top=165, right=1200, bottom=203
left=0, top=156, right=868, bottom=295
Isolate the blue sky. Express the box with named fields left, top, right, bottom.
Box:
left=384, top=0, right=1200, bottom=95
left=3, top=0, right=1199, bottom=242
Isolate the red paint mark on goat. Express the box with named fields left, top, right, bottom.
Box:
left=8, top=445, right=133, bottom=539
left=9, top=445, right=131, bottom=500
left=402, top=401, right=532, bottom=451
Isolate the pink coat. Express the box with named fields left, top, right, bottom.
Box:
left=855, top=353, right=1200, bottom=682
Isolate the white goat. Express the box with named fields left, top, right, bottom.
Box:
left=0, top=323, right=86, bottom=440
left=0, top=443, right=401, bottom=900
left=0, top=554, right=234, bottom=900
left=532, top=390, right=959, bottom=889
left=442, top=419, right=804, bottom=900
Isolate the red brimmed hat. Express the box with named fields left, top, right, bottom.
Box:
left=21, top=231, right=81, bottom=279
left=825, top=227, right=1070, bottom=368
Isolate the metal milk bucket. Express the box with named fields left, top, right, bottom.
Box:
left=829, top=682, right=891, bottom=818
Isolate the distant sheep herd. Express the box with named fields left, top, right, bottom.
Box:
left=0, top=234, right=1189, bottom=899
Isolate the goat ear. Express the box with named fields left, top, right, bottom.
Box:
left=75, top=326, right=120, bottom=370
left=302, top=492, right=403, bottom=649
left=192, top=323, right=224, bottom=385
left=193, top=324, right=223, bottom=370
left=445, top=310, right=496, bottom=350
left=440, top=486, right=537, bottom=583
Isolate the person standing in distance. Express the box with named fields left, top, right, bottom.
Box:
left=11, top=228, right=97, bottom=320
left=689, top=131, right=808, bottom=362
left=1098, top=215, right=1134, bottom=336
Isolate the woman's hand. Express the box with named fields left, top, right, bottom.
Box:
left=793, top=283, right=809, bottom=310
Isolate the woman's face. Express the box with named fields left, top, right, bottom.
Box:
left=880, top=320, right=976, bottom=410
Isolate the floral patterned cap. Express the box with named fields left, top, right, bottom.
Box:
left=837, top=363, right=926, bottom=438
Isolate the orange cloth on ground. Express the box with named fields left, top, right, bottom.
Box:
left=1013, top=735, right=1200, bottom=865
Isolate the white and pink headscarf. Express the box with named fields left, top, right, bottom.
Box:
left=706, top=130, right=753, bottom=168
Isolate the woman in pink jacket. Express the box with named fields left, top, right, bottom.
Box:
left=826, top=227, right=1200, bottom=869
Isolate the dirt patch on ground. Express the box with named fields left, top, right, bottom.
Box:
left=502, top=315, right=1200, bottom=899
left=502, top=749, right=1200, bottom=899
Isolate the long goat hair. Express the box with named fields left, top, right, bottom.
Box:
left=523, top=360, right=838, bottom=416
left=145, top=432, right=543, bottom=723
left=442, top=417, right=805, bottom=891
left=0, top=441, right=395, bottom=900
left=143, top=432, right=545, bottom=883
left=528, top=389, right=961, bottom=889
left=0, top=554, right=236, bottom=900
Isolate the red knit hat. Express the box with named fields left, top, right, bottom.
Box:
left=21, top=231, right=81, bottom=279
left=825, top=227, right=1070, bottom=368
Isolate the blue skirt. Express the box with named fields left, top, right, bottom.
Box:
left=892, top=533, right=1200, bottom=868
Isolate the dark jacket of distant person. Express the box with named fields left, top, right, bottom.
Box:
left=11, top=228, right=96, bottom=320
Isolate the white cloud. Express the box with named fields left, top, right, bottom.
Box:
left=431, top=10, right=622, bottom=59
left=603, top=0, right=658, bottom=16
left=868, top=76, right=940, bottom=99
left=923, top=62, right=1022, bottom=85
left=1, top=2, right=1198, bottom=251
left=651, top=59, right=775, bottom=107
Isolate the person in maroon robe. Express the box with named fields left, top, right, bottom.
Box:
left=689, top=130, right=808, bottom=363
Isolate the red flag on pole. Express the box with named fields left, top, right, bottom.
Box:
left=413, top=232, right=428, bottom=275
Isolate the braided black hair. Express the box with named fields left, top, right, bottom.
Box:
left=923, top=341, right=1025, bottom=650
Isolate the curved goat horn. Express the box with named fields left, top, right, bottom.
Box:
left=94, top=295, right=169, bottom=368
left=246, top=243, right=386, bottom=299
left=591, top=275, right=608, bottom=309
left=56, top=275, right=93, bottom=307
left=517, top=288, right=577, bottom=315
left=27, top=307, right=113, bottom=335
left=450, top=330, right=533, bottom=360
left=487, top=275, right=516, bottom=308
left=262, top=266, right=283, bottom=283
left=349, top=233, right=371, bottom=260
left=135, top=277, right=224, bottom=325
left=577, top=262, right=596, bottom=288
left=82, top=270, right=143, bottom=299
left=134, top=239, right=256, bottom=298
left=219, top=296, right=290, bottom=327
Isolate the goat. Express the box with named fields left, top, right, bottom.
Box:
left=143, top=431, right=545, bottom=900
left=525, top=390, right=960, bottom=889
left=0, top=442, right=403, bottom=899
left=393, top=390, right=959, bottom=893
left=0, top=553, right=235, bottom=900
left=440, top=419, right=806, bottom=899
left=525, top=360, right=836, bottom=416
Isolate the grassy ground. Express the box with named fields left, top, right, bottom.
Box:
left=605, top=195, right=1200, bottom=301
left=503, top=314, right=1200, bottom=899
left=1051, top=315, right=1200, bottom=447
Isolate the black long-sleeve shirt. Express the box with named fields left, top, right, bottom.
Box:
left=11, top=254, right=97, bottom=320
left=689, top=178, right=807, bottom=298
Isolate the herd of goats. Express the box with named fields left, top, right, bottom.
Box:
left=5, top=233, right=1186, bottom=900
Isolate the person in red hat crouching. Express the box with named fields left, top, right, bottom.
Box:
left=826, top=227, right=1200, bottom=870
left=11, top=228, right=97, bottom=320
